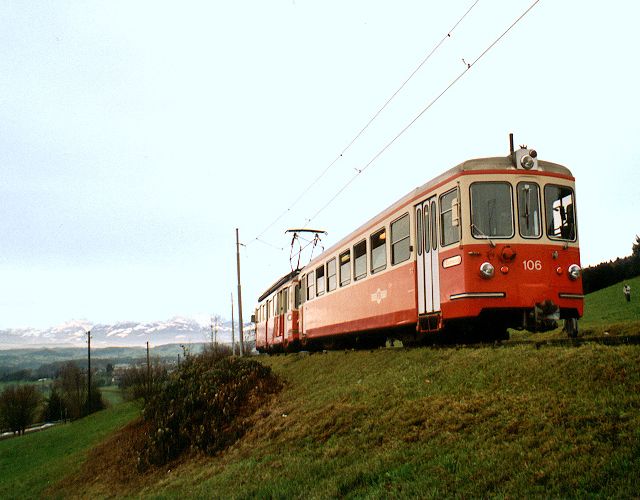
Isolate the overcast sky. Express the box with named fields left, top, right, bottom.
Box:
left=1, top=1, right=639, bottom=330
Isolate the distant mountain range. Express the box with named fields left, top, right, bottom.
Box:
left=0, top=317, right=252, bottom=349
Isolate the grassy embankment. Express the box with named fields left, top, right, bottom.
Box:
left=0, top=400, right=139, bottom=499
left=1, top=277, right=639, bottom=498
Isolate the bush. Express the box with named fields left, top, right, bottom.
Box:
left=137, top=350, right=280, bottom=469
left=118, top=363, right=168, bottom=401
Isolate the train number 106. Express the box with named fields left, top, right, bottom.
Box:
left=522, top=259, right=542, bottom=271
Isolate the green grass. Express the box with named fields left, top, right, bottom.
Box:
left=102, top=344, right=640, bottom=498
left=581, top=274, right=640, bottom=332
left=99, top=385, right=124, bottom=406
left=4, top=278, right=640, bottom=498
left=0, top=400, right=139, bottom=499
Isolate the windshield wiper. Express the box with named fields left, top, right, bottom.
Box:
left=471, top=224, right=496, bottom=248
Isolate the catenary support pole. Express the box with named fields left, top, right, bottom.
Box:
left=86, top=330, right=91, bottom=412
left=231, top=292, right=236, bottom=355
left=236, top=228, right=244, bottom=356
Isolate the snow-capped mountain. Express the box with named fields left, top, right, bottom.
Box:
left=0, top=316, right=252, bottom=348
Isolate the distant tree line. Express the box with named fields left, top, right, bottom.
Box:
left=0, top=361, right=105, bottom=436
left=582, top=235, right=640, bottom=294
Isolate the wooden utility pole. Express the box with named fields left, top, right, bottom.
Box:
left=236, top=228, right=245, bottom=356
left=86, top=330, right=92, bottom=412
left=146, top=341, right=151, bottom=396
left=231, top=292, right=236, bottom=356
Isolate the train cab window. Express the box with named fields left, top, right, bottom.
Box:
left=327, top=258, right=337, bottom=292
left=371, top=228, right=387, bottom=274
left=391, top=213, right=411, bottom=265
left=545, top=184, right=577, bottom=241
left=316, top=265, right=325, bottom=296
left=440, top=190, right=460, bottom=246
left=354, top=240, right=367, bottom=281
left=307, top=271, right=315, bottom=300
left=339, top=250, right=351, bottom=287
left=517, top=182, right=542, bottom=238
left=470, top=182, right=514, bottom=239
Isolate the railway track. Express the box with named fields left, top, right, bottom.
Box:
left=481, top=335, right=640, bottom=349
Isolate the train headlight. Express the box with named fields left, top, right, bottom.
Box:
left=480, top=262, right=495, bottom=279
left=520, top=154, right=535, bottom=170
left=568, top=264, right=581, bottom=280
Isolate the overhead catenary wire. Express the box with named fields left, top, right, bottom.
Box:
left=247, top=0, right=483, bottom=246
left=303, top=0, right=541, bottom=227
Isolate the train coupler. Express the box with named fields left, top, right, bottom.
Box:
left=524, top=299, right=560, bottom=332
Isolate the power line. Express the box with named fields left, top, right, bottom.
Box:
left=248, top=0, right=483, bottom=245
left=303, top=0, right=541, bottom=227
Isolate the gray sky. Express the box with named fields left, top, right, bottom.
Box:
left=1, top=1, right=639, bottom=330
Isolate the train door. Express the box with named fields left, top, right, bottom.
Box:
left=416, top=197, right=440, bottom=315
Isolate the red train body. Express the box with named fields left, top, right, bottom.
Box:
left=254, top=146, right=583, bottom=351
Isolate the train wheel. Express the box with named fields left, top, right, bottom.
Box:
left=564, top=318, right=579, bottom=338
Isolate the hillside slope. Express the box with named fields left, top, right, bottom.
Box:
left=48, top=343, right=640, bottom=498
left=581, top=275, right=640, bottom=330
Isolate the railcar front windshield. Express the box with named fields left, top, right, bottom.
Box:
left=470, top=182, right=514, bottom=239
left=517, top=182, right=542, bottom=238
left=545, top=184, right=577, bottom=241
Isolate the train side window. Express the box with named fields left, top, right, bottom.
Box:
left=327, top=258, right=337, bottom=292
left=283, top=287, right=289, bottom=313
left=440, top=189, right=460, bottom=246
left=354, top=240, right=367, bottom=281
left=391, top=213, right=411, bottom=265
left=316, top=265, right=325, bottom=296
left=339, top=250, right=351, bottom=287
left=517, top=182, right=542, bottom=238
left=544, top=184, right=577, bottom=241
left=300, top=275, right=307, bottom=303
left=307, top=271, right=315, bottom=300
left=370, top=228, right=387, bottom=274
left=431, top=200, right=437, bottom=250
left=424, top=204, right=431, bottom=250
left=470, top=182, right=514, bottom=239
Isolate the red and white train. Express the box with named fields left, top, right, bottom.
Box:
left=254, top=140, right=583, bottom=351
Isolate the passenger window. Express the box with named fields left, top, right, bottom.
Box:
left=470, top=182, right=514, bottom=239
left=300, top=275, right=307, bottom=303
left=370, top=228, right=387, bottom=273
left=307, top=271, right=315, bottom=300
left=544, top=184, right=577, bottom=241
left=315, top=265, right=325, bottom=296
left=391, top=213, right=410, bottom=264
left=517, top=182, right=542, bottom=238
left=354, top=240, right=367, bottom=281
left=424, top=204, right=431, bottom=250
left=339, top=250, right=351, bottom=287
left=440, top=189, right=460, bottom=246
left=327, top=258, right=337, bottom=292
